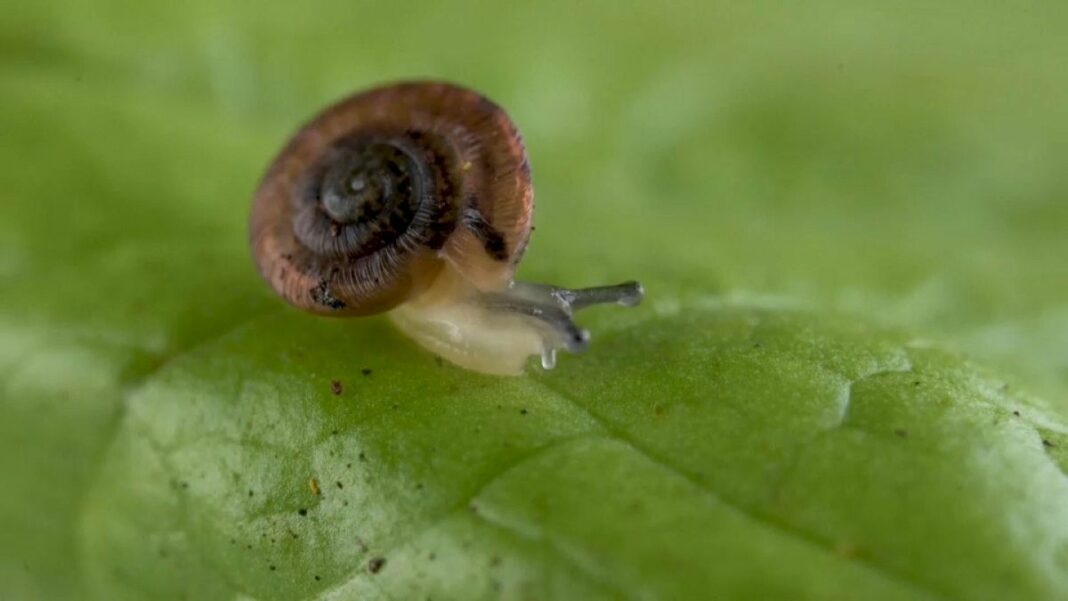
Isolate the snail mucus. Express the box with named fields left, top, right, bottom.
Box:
left=250, top=81, right=643, bottom=375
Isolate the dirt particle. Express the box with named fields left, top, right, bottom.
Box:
left=331, top=429, right=339, bottom=435
left=298, top=508, right=308, bottom=516
left=346, top=462, right=353, bottom=469
left=248, top=489, right=254, bottom=498
left=1043, top=439, right=1057, bottom=448
left=269, top=565, right=276, bottom=571
left=415, top=482, right=424, bottom=490
left=336, top=481, right=344, bottom=489
left=894, top=428, right=908, bottom=438
left=311, top=280, right=346, bottom=309
left=913, top=380, right=921, bottom=387
left=179, top=481, right=189, bottom=489
left=834, top=541, right=860, bottom=559
left=309, top=478, right=321, bottom=496
left=519, top=408, right=528, bottom=416
left=1013, top=410, right=1021, bottom=417
left=428, top=552, right=436, bottom=561
left=359, top=452, right=367, bottom=462
left=361, top=368, right=373, bottom=376
left=314, top=575, right=321, bottom=581
left=368, top=557, right=386, bottom=574
left=330, top=380, right=344, bottom=395
left=391, top=403, right=399, bottom=410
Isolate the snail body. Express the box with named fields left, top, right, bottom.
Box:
left=251, top=81, right=642, bottom=375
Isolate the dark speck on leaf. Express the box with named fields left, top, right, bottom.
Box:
left=314, top=575, right=321, bottom=581
left=429, top=552, right=436, bottom=560
left=330, top=380, right=343, bottom=395
left=336, top=481, right=344, bottom=489
left=913, top=380, right=921, bottom=387
left=346, top=462, right=352, bottom=468
left=180, top=481, right=188, bottom=489
left=331, top=429, right=339, bottom=435
left=362, top=368, right=373, bottom=376
left=248, top=489, right=254, bottom=497
left=835, top=542, right=860, bottom=558
left=269, top=565, right=276, bottom=571
left=894, top=428, right=908, bottom=438
left=368, top=557, right=386, bottom=574
left=1043, top=439, right=1056, bottom=448
left=1013, top=410, right=1021, bottom=417
left=298, top=508, right=308, bottom=516
left=434, top=356, right=444, bottom=367
left=519, top=408, right=528, bottom=415
left=392, top=403, right=399, bottom=410
left=359, top=452, right=367, bottom=462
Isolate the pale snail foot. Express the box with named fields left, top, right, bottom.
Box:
left=389, top=279, right=644, bottom=376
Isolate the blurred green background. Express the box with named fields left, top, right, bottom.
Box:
left=2, top=1, right=1068, bottom=599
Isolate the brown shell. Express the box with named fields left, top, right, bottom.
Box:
left=250, top=81, right=534, bottom=316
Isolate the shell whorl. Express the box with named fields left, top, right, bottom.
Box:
left=250, top=82, right=534, bottom=316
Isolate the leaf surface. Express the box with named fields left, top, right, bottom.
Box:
left=2, top=1, right=1068, bottom=600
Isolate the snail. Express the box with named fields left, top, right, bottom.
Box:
left=250, top=81, right=643, bottom=375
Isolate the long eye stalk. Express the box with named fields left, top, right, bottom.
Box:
left=484, top=280, right=645, bottom=368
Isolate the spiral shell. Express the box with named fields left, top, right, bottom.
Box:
left=250, top=81, right=533, bottom=316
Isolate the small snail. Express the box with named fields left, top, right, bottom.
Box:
left=250, top=81, right=643, bottom=375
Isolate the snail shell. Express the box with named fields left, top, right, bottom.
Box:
left=251, top=81, right=642, bottom=375
left=251, top=82, right=532, bottom=316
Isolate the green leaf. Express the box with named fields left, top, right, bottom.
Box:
left=3, top=1, right=1068, bottom=600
